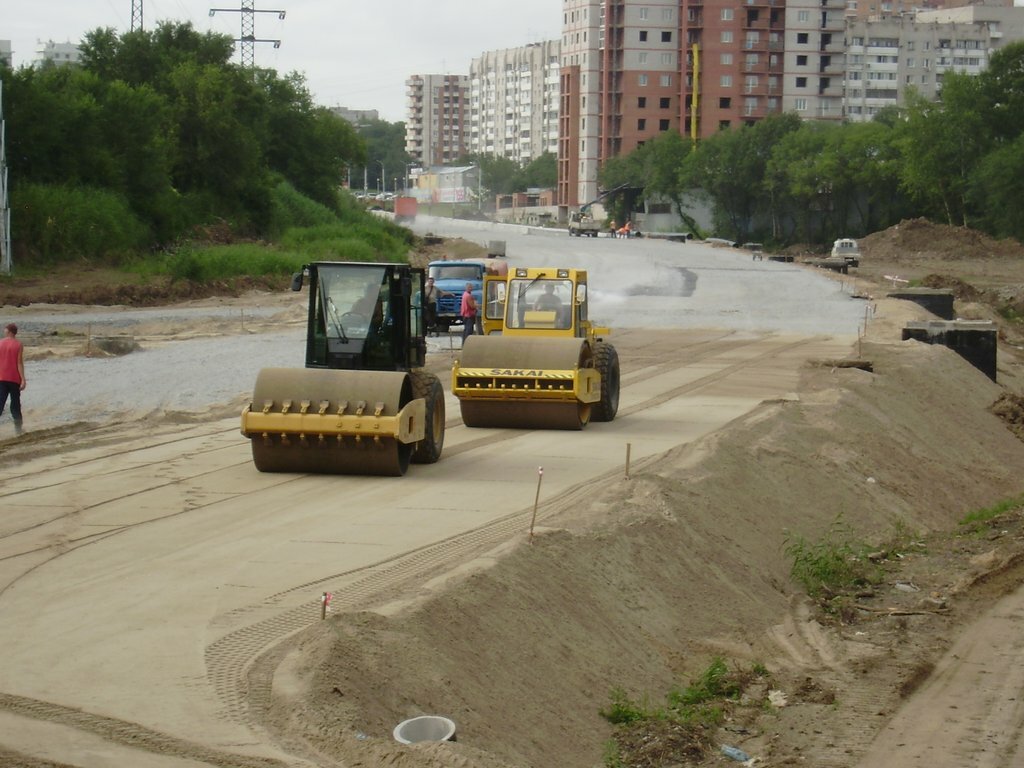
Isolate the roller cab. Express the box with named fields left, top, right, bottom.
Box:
left=452, top=267, right=620, bottom=429
left=241, top=262, right=445, bottom=476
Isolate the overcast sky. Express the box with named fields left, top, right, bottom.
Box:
left=3, top=0, right=563, bottom=122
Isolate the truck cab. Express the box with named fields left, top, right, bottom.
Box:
left=830, top=238, right=861, bottom=267
left=427, top=260, right=486, bottom=332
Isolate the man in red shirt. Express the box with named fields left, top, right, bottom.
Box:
left=460, top=282, right=478, bottom=344
left=0, top=322, right=26, bottom=436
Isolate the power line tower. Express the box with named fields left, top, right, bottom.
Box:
left=130, top=0, right=143, bottom=32
left=209, top=1, right=285, bottom=69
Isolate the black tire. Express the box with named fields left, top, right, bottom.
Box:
left=592, top=341, right=620, bottom=422
left=411, top=371, right=445, bottom=463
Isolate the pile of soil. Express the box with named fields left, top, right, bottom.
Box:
left=859, top=216, right=1024, bottom=263
left=263, top=324, right=1024, bottom=768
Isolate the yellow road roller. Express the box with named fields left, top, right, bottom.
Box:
left=452, top=267, right=619, bottom=429
left=241, top=262, right=444, bottom=476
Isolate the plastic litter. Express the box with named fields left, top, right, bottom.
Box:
left=721, top=744, right=751, bottom=762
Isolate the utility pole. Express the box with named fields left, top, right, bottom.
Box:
left=130, top=0, right=144, bottom=32
left=209, top=1, right=285, bottom=69
left=0, top=81, right=10, bottom=275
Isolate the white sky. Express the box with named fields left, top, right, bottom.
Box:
left=2, top=0, right=563, bottom=122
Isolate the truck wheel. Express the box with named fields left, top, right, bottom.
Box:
left=592, top=342, right=620, bottom=422
left=411, top=371, right=445, bottom=463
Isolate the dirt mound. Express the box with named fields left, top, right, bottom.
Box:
left=265, top=333, right=1024, bottom=768
left=861, top=217, right=1024, bottom=263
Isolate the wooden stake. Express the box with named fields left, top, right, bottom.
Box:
left=625, top=442, right=632, bottom=479
left=528, top=466, right=544, bottom=542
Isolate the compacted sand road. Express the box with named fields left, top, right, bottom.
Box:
left=0, top=327, right=856, bottom=766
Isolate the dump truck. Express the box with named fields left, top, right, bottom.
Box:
left=394, top=196, right=418, bottom=224
left=452, top=267, right=619, bottom=429
left=568, top=211, right=602, bottom=237
left=240, top=262, right=444, bottom=476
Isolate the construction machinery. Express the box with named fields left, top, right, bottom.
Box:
left=240, top=262, right=444, bottom=476
left=452, top=267, right=619, bottom=429
left=566, top=182, right=628, bottom=237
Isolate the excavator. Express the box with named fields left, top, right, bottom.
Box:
left=240, top=262, right=445, bottom=476
left=452, top=267, right=619, bottom=429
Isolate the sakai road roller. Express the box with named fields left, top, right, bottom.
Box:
left=240, top=262, right=445, bottom=476
left=452, top=267, right=619, bottom=429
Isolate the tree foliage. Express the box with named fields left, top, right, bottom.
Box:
left=2, top=20, right=367, bottom=253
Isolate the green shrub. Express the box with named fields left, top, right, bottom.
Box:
left=784, top=516, right=882, bottom=599
left=960, top=493, right=1024, bottom=533
left=11, top=183, right=151, bottom=264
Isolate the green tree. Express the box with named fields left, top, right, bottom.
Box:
left=969, top=135, right=1024, bottom=239
left=356, top=118, right=410, bottom=193
left=516, top=152, right=557, bottom=189
left=896, top=78, right=989, bottom=227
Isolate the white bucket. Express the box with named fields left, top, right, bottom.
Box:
left=392, top=715, right=457, bottom=744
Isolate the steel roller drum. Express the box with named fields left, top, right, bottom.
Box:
left=456, top=336, right=593, bottom=430
left=244, top=368, right=416, bottom=476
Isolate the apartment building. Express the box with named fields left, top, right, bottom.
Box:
left=844, top=4, right=1024, bottom=121
left=782, top=0, right=848, bottom=120
left=330, top=107, right=379, bottom=125
left=33, top=40, right=82, bottom=67
left=0, top=40, right=12, bottom=69
left=469, top=41, right=561, bottom=164
left=560, top=0, right=687, bottom=207
left=404, top=74, right=469, bottom=168
left=559, top=1, right=795, bottom=207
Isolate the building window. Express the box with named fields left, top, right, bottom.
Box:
left=662, top=7, right=674, bottom=21
left=722, top=8, right=734, bottom=20
left=722, top=30, right=733, bottom=43
left=797, top=54, right=808, bottom=66
left=719, top=97, right=731, bottom=108
left=796, top=77, right=807, bottom=88
left=639, top=74, right=648, bottom=86
left=659, top=119, right=670, bottom=130
left=639, top=52, right=648, bottom=63
left=640, top=30, right=648, bottom=42
left=795, top=98, right=807, bottom=111
left=660, top=74, right=672, bottom=86
left=720, top=75, right=732, bottom=87
left=638, top=118, right=647, bottom=130
left=797, top=33, right=809, bottom=45
left=640, top=7, right=648, bottom=19
left=638, top=96, right=647, bottom=108
left=661, top=31, right=672, bottom=43
left=907, top=57, right=915, bottom=68
left=798, top=10, right=809, bottom=22
left=660, top=97, right=670, bottom=108
left=720, top=52, right=733, bottom=65
left=661, top=52, right=673, bottom=65
left=907, top=41, right=915, bottom=51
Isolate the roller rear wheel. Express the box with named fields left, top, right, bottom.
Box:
left=592, top=342, right=620, bottom=422
left=411, top=371, right=445, bottom=463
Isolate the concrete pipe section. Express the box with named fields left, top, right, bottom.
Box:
left=393, top=715, right=458, bottom=744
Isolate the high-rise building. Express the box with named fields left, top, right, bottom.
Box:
left=782, top=0, right=847, bottom=121
left=844, top=4, right=1024, bottom=121
left=405, top=74, right=469, bottom=168
left=558, top=1, right=788, bottom=207
left=469, top=41, right=561, bottom=164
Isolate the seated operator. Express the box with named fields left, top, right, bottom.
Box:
left=351, top=283, right=384, bottom=326
left=533, top=283, right=563, bottom=312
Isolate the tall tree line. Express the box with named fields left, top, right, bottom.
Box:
left=1, top=21, right=365, bottom=253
